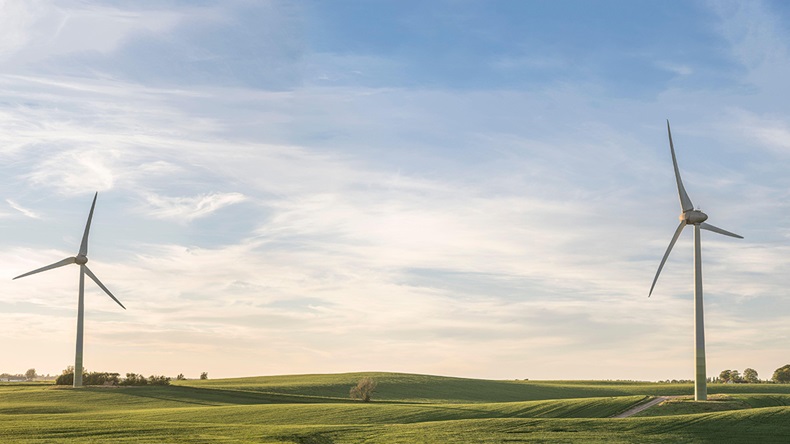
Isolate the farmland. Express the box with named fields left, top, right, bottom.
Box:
left=2, top=372, right=790, bottom=442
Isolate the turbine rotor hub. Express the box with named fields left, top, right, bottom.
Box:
left=75, top=255, right=88, bottom=265
left=681, top=210, right=708, bottom=225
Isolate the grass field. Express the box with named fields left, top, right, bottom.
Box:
left=2, top=373, right=790, bottom=442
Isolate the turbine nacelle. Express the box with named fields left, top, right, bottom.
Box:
left=75, top=255, right=88, bottom=265
left=681, top=210, right=708, bottom=225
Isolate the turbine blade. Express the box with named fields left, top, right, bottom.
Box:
left=13, top=257, right=77, bottom=280
left=82, top=265, right=126, bottom=310
left=649, top=221, right=687, bottom=297
left=667, top=120, right=695, bottom=213
left=79, top=192, right=98, bottom=257
left=700, top=222, right=743, bottom=239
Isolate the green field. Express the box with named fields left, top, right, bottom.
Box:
left=2, top=373, right=790, bottom=442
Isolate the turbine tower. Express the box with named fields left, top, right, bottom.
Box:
left=649, top=121, right=742, bottom=401
left=14, top=192, right=125, bottom=388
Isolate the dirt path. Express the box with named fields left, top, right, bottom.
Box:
left=611, top=396, right=671, bottom=418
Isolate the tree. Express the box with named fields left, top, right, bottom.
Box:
left=200, top=372, right=208, bottom=380
left=730, top=370, right=742, bottom=383
left=773, top=365, right=790, bottom=383
left=350, top=377, right=377, bottom=402
left=176, top=373, right=186, bottom=380
left=743, top=368, right=759, bottom=383
left=25, top=368, right=37, bottom=381
left=719, top=369, right=732, bottom=383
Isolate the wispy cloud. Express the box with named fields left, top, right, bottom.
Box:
left=5, top=199, right=41, bottom=219
left=0, top=0, right=183, bottom=63
left=732, top=111, right=790, bottom=154
left=0, top=0, right=41, bottom=56
left=655, top=61, right=694, bottom=76
left=144, top=192, right=246, bottom=222
left=26, top=149, right=118, bottom=194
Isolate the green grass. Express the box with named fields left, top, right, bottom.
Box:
left=631, top=394, right=790, bottom=418
left=176, top=372, right=790, bottom=402
left=631, top=394, right=751, bottom=417
left=2, top=374, right=790, bottom=442
left=177, top=372, right=660, bottom=402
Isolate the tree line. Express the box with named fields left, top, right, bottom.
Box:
left=716, top=365, right=790, bottom=383
left=53, top=367, right=210, bottom=386
left=54, top=367, right=171, bottom=386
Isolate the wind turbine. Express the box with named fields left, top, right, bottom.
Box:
left=649, top=120, right=742, bottom=401
left=13, top=192, right=125, bottom=388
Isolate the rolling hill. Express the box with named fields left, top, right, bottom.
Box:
left=2, top=372, right=790, bottom=442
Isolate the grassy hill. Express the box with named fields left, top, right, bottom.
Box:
left=2, top=373, right=790, bottom=442
left=175, top=371, right=790, bottom=402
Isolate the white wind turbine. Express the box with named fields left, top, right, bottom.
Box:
left=649, top=120, right=742, bottom=401
left=14, top=192, right=125, bottom=388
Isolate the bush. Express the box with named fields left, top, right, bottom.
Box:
left=176, top=373, right=186, bottom=380
left=148, top=375, right=171, bottom=386
left=117, top=373, right=170, bottom=386
left=84, top=372, right=120, bottom=385
left=55, top=372, right=74, bottom=385
left=55, top=366, right=85, bottom=385
left=120, top=373, right=148, bottom=386
left=200, top=372, right=208, bottom=380
left=350, top=377, right=377, bottom=402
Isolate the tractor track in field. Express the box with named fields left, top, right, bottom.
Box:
left=612, top=396, right=679, bottom=418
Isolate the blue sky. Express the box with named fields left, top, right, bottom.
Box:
left=2, top=0, right=790, bottom=381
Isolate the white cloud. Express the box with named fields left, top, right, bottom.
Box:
left=0, top=0, right=183, bottom=64
left=2, top=69, right=773, bottom=379
left=5, top=199, right=41, bottom=219
left=655, top=61, right=694, bottom=76
left=144, top=192, right=246, bottom=222
left=733, top=112, right=790, bottom=153
left=709, top=1, right=789, bottom=71
left=0, top=0, right=41, bottom=56
left=26, top=148, right=117, bottom=194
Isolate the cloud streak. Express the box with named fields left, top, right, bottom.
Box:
left=5, top=199, right=41, bottom=219
left=144, top=192, right=247, bottom=221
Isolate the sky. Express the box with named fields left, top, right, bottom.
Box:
left=1, top=0, right=790, bottom=381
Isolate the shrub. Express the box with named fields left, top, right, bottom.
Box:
left=350, top=377, right=377, bottom=402
left=55, top=366, right=85, bottom=385
left=120, top=373, right=148, bottom=386
left=84, top=372, right=120, bottom=386
left=148, top=375, right=171, bottom=386
left=55, top=372, right=74, bottom=385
